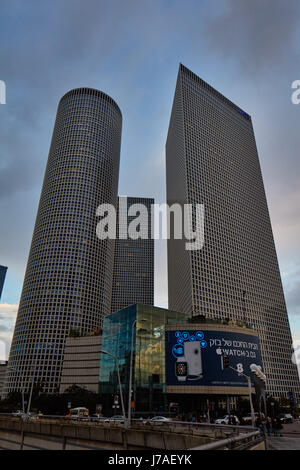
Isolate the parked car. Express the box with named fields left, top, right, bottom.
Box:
left=90, top=414, right=106, bottom=422
left=278, top=413, right=293, bottom=424
left=215, top=415, right=240, bottom=425
left=143, top=416, right=172, bottom=425
left=12, top=410, right=25, bottom=417
left=12, top=411, right=39, bottom=420
left=104, top=415, right=125, bottom=424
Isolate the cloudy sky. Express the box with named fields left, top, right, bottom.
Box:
left=0, top=0, right=300, bottom=364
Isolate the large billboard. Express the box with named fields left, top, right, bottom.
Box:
left=165, top=329, right=263, bottom=388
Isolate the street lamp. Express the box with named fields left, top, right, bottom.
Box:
left=250, top=363, right=267, bottom=419
left=100, top=350, right=126, bottom=424
left=127, top=318, right=147, bottom=429
left=26, top=360, right=39, bottom=416
left=250, top=364, right=267, bottom=383
left=225, top=363, right=256, bottom=427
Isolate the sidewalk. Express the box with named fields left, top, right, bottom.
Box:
left=267, top=420, right=300, bottom=450
left=267, top=437, right=300, bottom=450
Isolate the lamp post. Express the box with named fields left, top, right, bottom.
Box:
left=26, top=360, right=39, bottom=416
left=101, top=350, right=126, bottom=424
left=9, top=362, right=37, bottom=450
left=127, top=318, right=147, bottom=429
left=250, top=363, right=267, bottom=422
left=227, top=365, right=256, bottom=427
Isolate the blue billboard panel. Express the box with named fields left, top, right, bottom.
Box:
left=166, top=329, right=263, bottom=388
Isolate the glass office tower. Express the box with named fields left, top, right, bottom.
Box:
left=166, top=64, right=300, bottom=402
left=110, top=196, right=154, bottom=313
left=5, top=88, right=122, bottom=395
left=0, top=265, right=7, bottom=300
left=99, top=304, right=187, bottom=414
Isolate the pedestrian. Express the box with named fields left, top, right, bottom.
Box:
left=271, top=417, right=277, bottom=436
left=266, top=417, right=272, bottom=436
left=275, top=416, right=283, bottom=437
left=231, top=415, right=237, bottom=425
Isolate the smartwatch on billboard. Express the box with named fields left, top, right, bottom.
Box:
left=175, top=356, right=188, bottom=382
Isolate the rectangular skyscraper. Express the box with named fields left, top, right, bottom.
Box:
left=166, top=64, right=300, bottom=401
left=111, top=197, right=154, bottom=313
left=0, top=266, right=7, bottom=300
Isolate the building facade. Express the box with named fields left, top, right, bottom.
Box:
left=111, top=196, right=154, bottom=313
left=0, top=362, right=7, bottom=397
left=166, top=64, right=300, bottom=402
left=99, top=304, right=261, bottom=417
left=99, top=304, right=187, bottom=414
left=5, top=88, right=122, bottom=395
left=59, top=333, right=102, bottom=394
left=0, top=265, right=7, bottom=300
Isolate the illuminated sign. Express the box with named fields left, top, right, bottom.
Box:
left=166, top=329, right=262, bottom=388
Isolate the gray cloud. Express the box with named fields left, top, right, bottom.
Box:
left=283, top=269, right=300, bottom=316
left=204, top=0, right=300, bottom=73
left=0, top=0, right=300, bottom=326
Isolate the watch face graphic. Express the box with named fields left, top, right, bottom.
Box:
left=176, top=361, right=188, bottom=377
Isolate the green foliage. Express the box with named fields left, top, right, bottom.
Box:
left=0, top=384, right=102, bottom=415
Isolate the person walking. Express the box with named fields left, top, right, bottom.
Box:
left=266, top=417, right=272, bottom=436
left=275, top=416, right=283, bottom=437
left=271, top=417, right=277, bottom=436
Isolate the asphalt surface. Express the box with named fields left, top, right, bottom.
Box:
left=267, top=420, right=300, bottom=450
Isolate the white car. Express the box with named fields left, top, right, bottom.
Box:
left=143, top=416, right=172, bottom=425
left=104, top=415, right=125, bottom=424
left=12, top=410, right=25, bottom=417
left=215, top=415, right=240, bottom=425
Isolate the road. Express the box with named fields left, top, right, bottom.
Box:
left=267, top=420, right=300, bottom=450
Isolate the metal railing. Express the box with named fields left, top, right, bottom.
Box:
left=189, top=430, right=262, bottom=450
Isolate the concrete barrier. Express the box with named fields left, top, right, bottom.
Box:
left=0, top=416, right=259, bottom=451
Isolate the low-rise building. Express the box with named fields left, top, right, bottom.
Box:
left=59, top=333, right=102, bottom=394
left=99, top=304, right=262, bottom=417
left=0, top=361, right=8, bottom=397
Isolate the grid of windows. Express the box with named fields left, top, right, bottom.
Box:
left=4, top=88, right=122, bottom=395
left=166, top=64, right=300, bottom=402
left=111, top=197, right=154, bottom=313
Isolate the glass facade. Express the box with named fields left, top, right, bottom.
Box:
left=99, top=304, right=187, bottom=414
